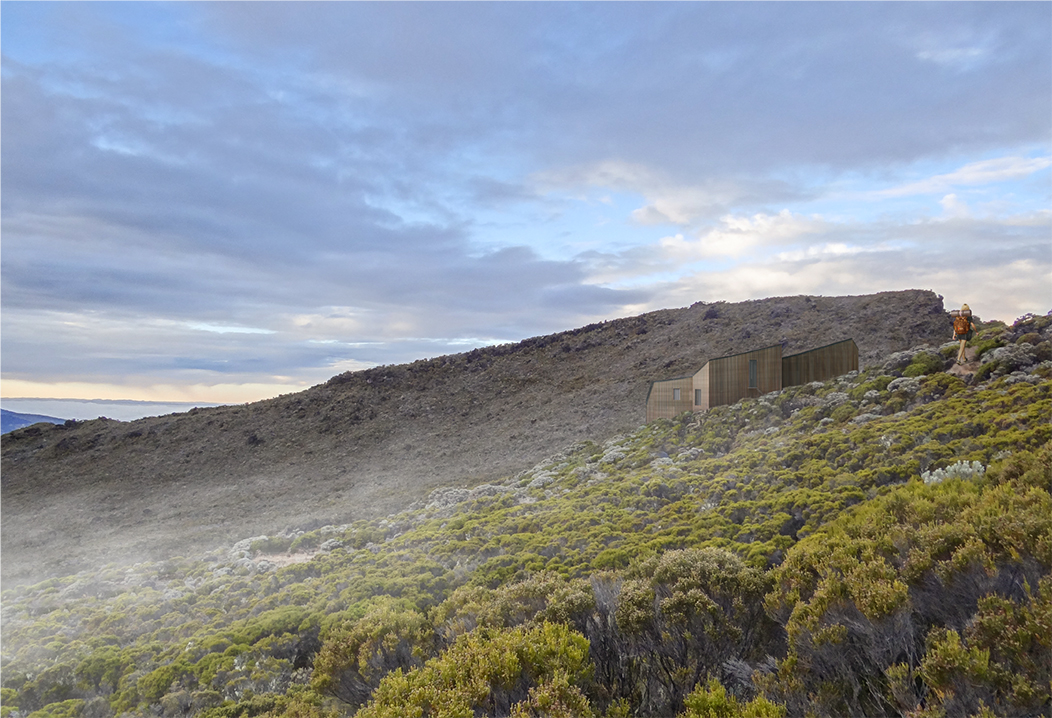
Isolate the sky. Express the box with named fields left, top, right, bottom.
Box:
left=3, top=1, right=1050, bottom=408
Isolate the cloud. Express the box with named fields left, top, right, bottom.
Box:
left=534, top=160, right=806, bottom=227
left=917, top=47, right=989, bottom=68
left=581, top=205, right=1051, bottom=323
left=660, top=210, right=829, bottom=259
left=185, top=323, right=275, bottom=335
left=939, top=194, right=970, bottom=219
left=201, top=2, right=1051, bottom=174
left=642, top=250, right=1050, bottom=326
left=2, top=3, right=1049, bottom=400
left=878, top=156, right=1052, bottom=198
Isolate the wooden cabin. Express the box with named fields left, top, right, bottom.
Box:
left=782, top=339, right=859, bottom=387
left=645, top=338, right=858, bottom=421
left=693, top=344, right=782, bottom=412
left=644, top=376, right=695, bottom=423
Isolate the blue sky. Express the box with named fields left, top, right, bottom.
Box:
left=3, top=1, right=1050, bottom=405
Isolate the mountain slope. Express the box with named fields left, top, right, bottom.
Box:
left=0, top=311, right=1048, bottom=718
left=1, top=290, right=949, bottom=585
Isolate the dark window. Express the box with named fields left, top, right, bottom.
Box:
left=673, top=388, right=681, bottom=401
left=749, top=359, right=758, bottom=388
left=695, top=389, right=701, bottom=405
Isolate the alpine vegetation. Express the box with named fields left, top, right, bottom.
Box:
left=1, top=313, right=1050, bottom=718
left=921, top=460, right=986, bottom=485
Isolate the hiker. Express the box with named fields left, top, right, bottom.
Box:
left=951, top=303, right=976, bottom=365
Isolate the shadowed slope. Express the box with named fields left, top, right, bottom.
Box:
left=1, top=290, right=948, bottom=585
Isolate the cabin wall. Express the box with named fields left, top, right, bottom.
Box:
left=645, top=377, right=696, bottom=422
left=782, top=339, right=859, bottom=387
left=646, top=339, right=857, bottom=422
left=693, top=362, right=711, bottom=412
left=704, top=345, right=782, bottom=409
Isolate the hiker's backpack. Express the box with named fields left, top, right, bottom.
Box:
left=953, top=313, right=971, bottom=336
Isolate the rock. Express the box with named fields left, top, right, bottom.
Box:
left=882, top=350, right=915, bottom=372
left=676, top=447, right=704, bottom=461
left=1003, top=371, right=1042, bottom=386
left=851, top=413, right=882, bottom=424
left=229, top=535, right=270, bottom=559
left=425, top=487, right=471, bottom=511
left=982, top=344, right=1037, bottom=374
left=882, top=346, right=936, bottom=373
left=468, top=484, right=514, bottom=500
left=527, top=474, right=554, bottom=489
left=887, top=377, right=921, bottom=393
left=823, top=392, right=850, bottom=407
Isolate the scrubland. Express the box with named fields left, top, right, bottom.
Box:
left=2, top=312, right=1049, bottom=718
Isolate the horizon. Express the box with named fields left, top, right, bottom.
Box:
left=2, top=291, right=1043, bottom=409
left=3, top=3, right=1050, bottom=404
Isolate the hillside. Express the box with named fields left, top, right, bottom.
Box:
left=3, top=290, right=948, bottom=585
left=0, top=311, right=1048, bottom=718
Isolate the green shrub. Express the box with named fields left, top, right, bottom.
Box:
left=24, top=700, right=85, bottom=718
left=2, top=343, right=1047, bottom=718
left=137, top=662, right=189, bottom=704
left=830, top=404, right=856, bottom=423
left=0, top=688, right=18, bottom=718
left=975, top=338, right=1005, bottom=360
left=614, top=548, right=780, bottom=716
left=765, top=445, right=1052, bottom=717
left=680, top=678, right=786, bottom=718
left=903, top=351, right=946, bottom=377
left=311, top=599, right=434, bottom=709
left=355, top=623, right=592, bottom=718
left=973, top=362, right=998, bottom=383
left=249, top=537, right=293, bottom=556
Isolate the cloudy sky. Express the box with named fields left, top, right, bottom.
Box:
left=3, top=2, right=1050, bottom=405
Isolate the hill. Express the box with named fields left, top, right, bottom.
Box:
left=0, top=310, right=1048, bottom=718
left=0, top=410, right=65, bottom=435
left=2, top=290, right=949, bottom=585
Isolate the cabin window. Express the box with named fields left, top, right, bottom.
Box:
left=749, top=359, right=758, bottom=389
left=695, top=389, right=701, bottom=405
left=673, top=388, right=681, bottom=401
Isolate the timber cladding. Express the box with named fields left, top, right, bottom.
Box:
left=645, top=338, right=858, bottom=421
left=782, top=339, right=859, bottom=387
left=694, top=344, right=782, bottom=411
left=645, top=376, right=695, bottom=423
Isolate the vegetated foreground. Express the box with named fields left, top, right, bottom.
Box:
left=0, top=290, right=950, bottom=587
left=2, top=312, right=1051, bottom=718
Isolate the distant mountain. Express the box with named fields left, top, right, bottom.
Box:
left=1, top=290, right=954, bottom=585
left=1, top=408, right=65, bottom=434
left=1, top=398, right=226, bottom=422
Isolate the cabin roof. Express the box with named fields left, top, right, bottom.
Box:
left=645, top=376, right=694, bottom=405
left=698, top=342, right=783, bottom=366
left=782, top=337, right=857, bottom=360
